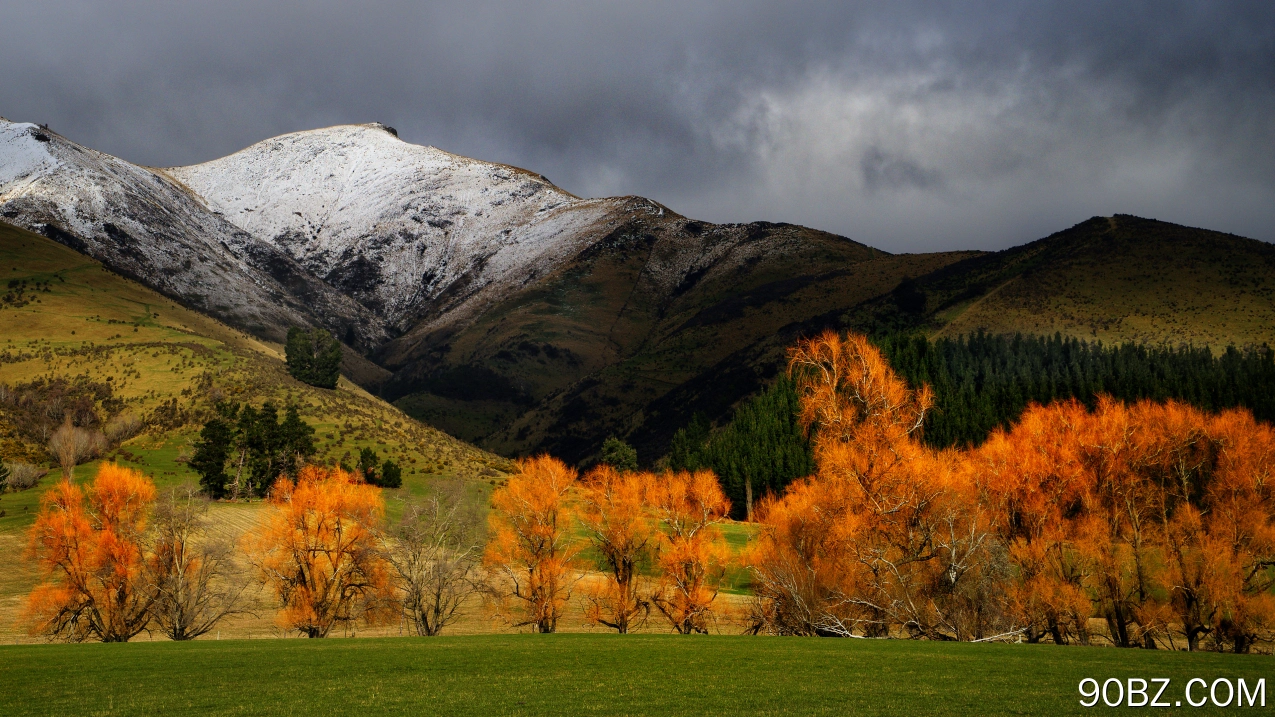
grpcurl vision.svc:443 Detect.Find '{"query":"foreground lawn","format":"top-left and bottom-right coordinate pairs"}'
top-left (2, 634), bottom-right (1271, 716)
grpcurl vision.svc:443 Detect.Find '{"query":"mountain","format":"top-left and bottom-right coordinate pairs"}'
top-left (0, 119), bottom-right (388, 354)
top-left (3, 118), bottom-right (1272, 466)
top-left (0, 219), bottom-right (506, 532)
top-left (847, 215), bottom-right (1275, 348)
top-left (166, 124), bottom-right (624, 338)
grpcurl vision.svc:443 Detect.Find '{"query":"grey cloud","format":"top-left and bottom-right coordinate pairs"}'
top-left (0, 0), bottom-right (1271, 251)
top-left (861, 148), bottom-right (942, 193)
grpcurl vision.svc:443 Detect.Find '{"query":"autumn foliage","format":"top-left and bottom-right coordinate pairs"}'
top-left (249, 465), bottom-right (394, 638)
top-left (972, 397), bottom-right (1275, 651)
top-left (747, 329), bottom-right (1275, 651)
top-left (577, 465), bottom-right (655, 633)
top-left (648, 469), bottom-right (731, 634)
top-left (24, 464), bottom-right (157, 642)
top-left (485, 455), bottom-right (581, 633)
top-left (21, 329), bottom-right (1273, 648)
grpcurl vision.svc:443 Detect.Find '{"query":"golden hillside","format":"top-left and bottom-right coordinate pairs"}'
top-left (0, 220), bottom-right (510, 522)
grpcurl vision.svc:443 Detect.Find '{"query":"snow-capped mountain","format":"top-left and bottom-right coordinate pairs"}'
top-left (0, 118), bottom-right (388, 349)
top-left (167, 124), bottom-right (622, 334)
top-left (0, 116), bottom-right (889, 463)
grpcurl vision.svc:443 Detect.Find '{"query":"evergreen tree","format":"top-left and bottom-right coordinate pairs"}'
top-left (189, 401), bottom-right (316, 498)
top-left (878, 331), bottom-right (1275, 448)
top-left (245, 402), bottom-right (281, 494)
top-left (599, 436), bottom-right (639, 472)
top-left (285, 327), bottom-right (343, 389)
top-left (668, 376), bottom-right (814, 519)
top-left (667, 414), bottom-right (709, 471)
top-left (189, 415), bottom-right (235, 498)
top-left (284, 328), bottom-right (314, 384)
top-left (379, 459), bottom-right (402, 489)
top-left (358, 447), bottom-right (380, 484)
top-left (278, 403), bottom-right (316, 479)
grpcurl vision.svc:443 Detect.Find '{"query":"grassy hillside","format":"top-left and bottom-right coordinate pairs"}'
top-left (2, 634), bottom-right (1269, 716)
top-left (855, 215), bottom-right (1275, 349)
top-left (0, 221), bottom-right (511, 637)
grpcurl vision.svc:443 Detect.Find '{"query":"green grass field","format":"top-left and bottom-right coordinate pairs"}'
top-left (2, 634), bottom-right (1270, 716)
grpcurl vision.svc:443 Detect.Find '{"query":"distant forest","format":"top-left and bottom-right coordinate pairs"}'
top-left (669, 331), bottom-right (1275, 513)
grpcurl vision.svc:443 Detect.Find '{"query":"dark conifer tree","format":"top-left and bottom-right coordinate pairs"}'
top-left (379, 459), bottom-right (402, 489)
top-left (358, 447), bottom-right (380, 484)
top-left (190, 401), bottom-right (316, 497)
top-left (285, 327), bottom-right (343, 389)
top-left (599, 436), bottom-right (639, 472)
top-left (190, 415), bottom-right (234, 498)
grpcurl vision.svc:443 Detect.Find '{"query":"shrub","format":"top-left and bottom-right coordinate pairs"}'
top-left (104, 413), bottom-right (142, 444)
top-left (599, 436), bottom-right (638, 472)
top-left (4, 462), bottom-right (47, 491)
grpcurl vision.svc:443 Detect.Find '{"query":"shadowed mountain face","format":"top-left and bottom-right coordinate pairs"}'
top-left (3, 118), bottom-right (1272, 466)
top-left (378, 218), bottom-right (965, 462)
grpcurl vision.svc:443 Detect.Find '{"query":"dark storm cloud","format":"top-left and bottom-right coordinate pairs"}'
top-left (1, 1), bottom-right (1272, 251)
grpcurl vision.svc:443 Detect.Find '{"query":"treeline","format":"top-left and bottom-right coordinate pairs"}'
top-left (24, 464), bottom-right (481, 641)
top-left (667, 376), bottom-right (813, 519)
top-left (668, 332), bottom-right (1275, 505)
top-left (23, 458), bottom-right (730, 640)
top-left (880, 331), bottom-right (1275, 448)
top-left (748, 331), bottom-right (1275, 652)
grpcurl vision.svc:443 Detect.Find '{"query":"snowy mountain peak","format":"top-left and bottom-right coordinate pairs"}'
top-left (0, 120), bottom-right (62, 185)
top-left (0, 118), bottom-right (390, 349)
top-left (167, 124), bottom-right (614, 332)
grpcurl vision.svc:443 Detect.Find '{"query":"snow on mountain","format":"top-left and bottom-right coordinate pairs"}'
top-left (0, 118), bottom-right (389, 348)
top-left (168, 124), bottom-right (624, 334)
top-left (0, 118), bottom-right (719, 365)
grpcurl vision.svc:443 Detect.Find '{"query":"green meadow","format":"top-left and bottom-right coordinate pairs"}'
top-left (2, 634), bottom-right (1271, 716)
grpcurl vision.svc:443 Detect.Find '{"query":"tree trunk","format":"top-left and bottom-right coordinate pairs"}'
top-left (1048, 618), bottom-right (1066, 646)
top-left (745, 476), bottom-right (754, 523)
top-left (232, 448), bottom-right (247, 500)
top-left (1186, 626), bottom-right (1206, 652)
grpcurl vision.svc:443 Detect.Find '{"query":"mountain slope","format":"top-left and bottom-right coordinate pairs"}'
top-left (4, 119), bottom-right (1272, 468)
top-left (848, 215), bottom-right (1275, 349)
top-left (167, 124), bottom-right (623, 337)
top-left (0, 119), bottom-right (389, 352)
top-left (379, 211), bottom-right (971, 461)
top-left (0, 220), bottom-right (507, 531)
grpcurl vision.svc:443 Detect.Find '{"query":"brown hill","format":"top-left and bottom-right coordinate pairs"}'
top-left (391, 215), bottom-right (1275, 466)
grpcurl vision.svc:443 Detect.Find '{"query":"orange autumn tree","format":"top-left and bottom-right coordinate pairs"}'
top-left (1156, 404), bottom-right (1275, 652)
top-left (249, 465), bottom-right (394, 638)
top-left (576, 465), bottom-right (654, 633)
top-left (971, 400), bottom-right (1094, 645)
top-left (648, 469), bottom-right (731, 634)
top-left (24, 463), bottom-right (157, 642)
top-left (975, 396), bottom-right (1275, 651)
top-left (485, 455), bottom-right (581, 633)
top-left (750, 330), bottom-right (996, 640)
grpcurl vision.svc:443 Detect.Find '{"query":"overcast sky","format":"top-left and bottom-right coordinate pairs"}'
top-left (2, 1), bottom-right (1272, 252)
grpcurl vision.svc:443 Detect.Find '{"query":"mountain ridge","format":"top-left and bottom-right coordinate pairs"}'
top-left (3, 118), bottom-right (1272, 466)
